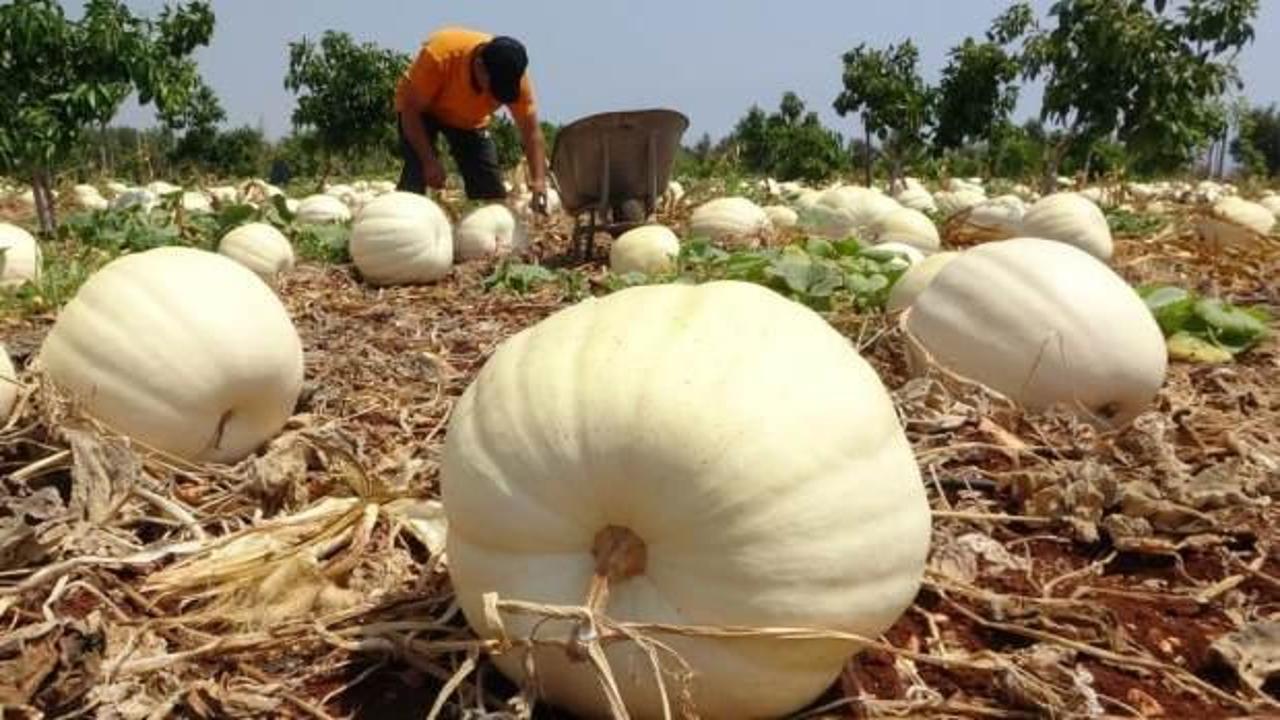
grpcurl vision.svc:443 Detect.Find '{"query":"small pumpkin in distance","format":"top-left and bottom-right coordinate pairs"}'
top-left (0, 223), bottom-right (41, 288)
top-left (688, 196), bottom-right (772, 247)
top-left (454, 204), bottom-right (527, 261)
top-left (608, 224), bottom-right (680, 275)
top-left (296, 194), bottom-right (352, 224)
top-left (218, 223), bottom-right (296, 281)
top-left (442, 279), bottom-right (931, 719)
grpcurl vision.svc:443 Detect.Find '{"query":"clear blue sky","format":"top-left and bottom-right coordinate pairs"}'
top-left (70, 0), bottom-right (1280, 144)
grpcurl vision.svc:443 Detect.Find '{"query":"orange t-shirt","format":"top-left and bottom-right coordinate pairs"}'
top-left (395, 27), bottom-right (537, 129)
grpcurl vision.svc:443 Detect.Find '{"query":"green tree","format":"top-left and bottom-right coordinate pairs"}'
top-left (728, 93), bottom-right (845, 182)
top-left (1007, 0), bottom-right (1260, 187)
top-left (834, 40), bottom-right (934, 190)
top-left (0, 0), bottom-right (221, 233)
top-left (1230, 104), bottom-right (1280, 177)
top-left (934, 6), bottom-right (1032, 178)
top-left (284, 30), bottom-right (409, 186)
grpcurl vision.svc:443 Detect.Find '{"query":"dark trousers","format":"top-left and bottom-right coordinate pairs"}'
top-left (396, 112), bottom-right (507, 200)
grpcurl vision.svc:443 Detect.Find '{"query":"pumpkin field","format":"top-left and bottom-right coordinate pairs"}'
top-left (3, 0), bottom-right (1280, 718)
top-left (0, 171), bottom-right (1277, 719)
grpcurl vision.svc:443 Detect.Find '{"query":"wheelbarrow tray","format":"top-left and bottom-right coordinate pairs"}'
top-left (549, 108), bottom-right (689, 259)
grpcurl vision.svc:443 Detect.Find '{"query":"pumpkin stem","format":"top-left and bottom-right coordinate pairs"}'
top-left (570, 526), bottom-right (646, 662)
top-left (584, 525), bottom-right (647, 614)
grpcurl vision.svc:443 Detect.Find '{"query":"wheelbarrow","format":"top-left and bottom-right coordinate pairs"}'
top-left (549, 108), bottom-right (690, 261)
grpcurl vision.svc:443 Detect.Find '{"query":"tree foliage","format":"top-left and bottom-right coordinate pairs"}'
top-left (284, 30), bottom-right (409, 177)
top-left (1230, 104), bottom-right (1280, 177)
top-left (730, 92), bottom-right (845, 182)
top-left (1009, 0), bottom-right (1260, 182)
top-left (834, 40), bottom-right (934, 188)
top-left (0, 0), bottom-right (221, 232)
top-left (934, 7), bottom-right (1032, 177)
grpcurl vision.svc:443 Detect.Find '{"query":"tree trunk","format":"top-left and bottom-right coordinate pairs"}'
top-left (1043, 130), bottom-right (1075, 194)
top-left (31, 168), bottom-right (58, 236)
top-left (863, 123), bottom-right (873, 187)
top-left (99, 121), bottom-right (110, 175)
top-left (1216, 128), bottom-right (1228, 178)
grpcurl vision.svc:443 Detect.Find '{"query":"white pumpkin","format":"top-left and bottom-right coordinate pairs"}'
top-left (763, 205), bottom-right (799, 229)
top-left (105, 181), bottom-right (130, 198)
top-left (218, 223), bottom-right (296, 281)
top-left (1020, 192), bottom-right (1113, 260)
top-left (871, 207), bottom-right (940, 252)
top-left (181, 191), bottom-right (213, 216)
top-left (37, 247), bottom-right (305, 463)
top-left (297, 194), bottom-right (351, 224)
top-left (963, 195), bottom-right (1026, 239)
top-left (894, 185), bottom-right (938, 214)
top-left (349, 192), bottom-right (453, 286)
top-left (904, 238), bottom-right (1166, 426)
top-left (865, 241), bottom-right (926, 270)
top-left (73, 184), bottom-right (109, 211)
top-left (441, 279), bottom-right (930, 719)
top-left (454, 204), bottom-right (527, 261)
top-left (886, 251), bottom-right (959, 313)
top-left (0, 223), bottom-right (41, 288)
top-left (110, 188), bottom-right (158, 213)
top-left (608, 224), bottom-right (680, 275)
top-left (0, 343), bottom-right (17, 421)
top-left (663, 179), bottom-right (685, 206)
top-left (688, 197), bottom-right (771, 247)
top-left (933, 189), bottom-right (986, 217)
top-left (1199, 197), bottom-right (1276, 245)
top-left (207, 186), bottom-right (240, 205)
top-left (146, 181), bottom-right (182, 197)
top-left (1259, 195), bottom-right (1280, 218)
top-left (370, 180), bottom-right (397, 195)
top-left (805, 186), bottom-right (900, 240)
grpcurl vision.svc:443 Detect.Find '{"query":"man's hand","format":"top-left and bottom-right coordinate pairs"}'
top-left (422, 155), bottom-right (447, 189)
top-left (529, 182), bottom-right (549, 216)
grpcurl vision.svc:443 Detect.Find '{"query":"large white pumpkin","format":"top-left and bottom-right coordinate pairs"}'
top-left (441, 280), bottom-right (931, 719)
top-left (1020, 192), bottom-right (1113, 260)
top-left (904, 237), bottom-right (1166, 426)
top-left (871, 206), bottom-right (940, 252)
top-left (688, 197), bottom-right (772, 247)
top-left (454, 204), bottom-right (527, 261)
top-left (349, 192), bottom-right (453, 286)
top-left (38, 247), bottom-right (305, 464)
top-left (886, 251), bottom-right (959, 313)
top-left (296, 194), bottom-right (352, 224)
top-left (0, 223), bottom-right (41, 288)
top-left (218, 223), bottom-right (296, 281)
top-left (608, 224), bottom-right (680, 275)
top-left (0, 343), bottom-right (16, 421)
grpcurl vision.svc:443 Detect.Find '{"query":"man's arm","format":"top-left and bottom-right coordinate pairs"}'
top-left (512, 110), bottom-right (547, 210)
top-left (399, 53), bottom-right (447, 188)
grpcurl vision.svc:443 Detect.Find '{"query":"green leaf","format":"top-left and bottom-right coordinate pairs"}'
top-left (1139, 285), bottom-right (1197, 336)
top-left (1193, 298), bottom-right (1269, 351)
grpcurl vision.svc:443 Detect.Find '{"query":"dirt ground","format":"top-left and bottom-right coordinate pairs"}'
top-left (1, 206), bottom-right (1278, 719)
